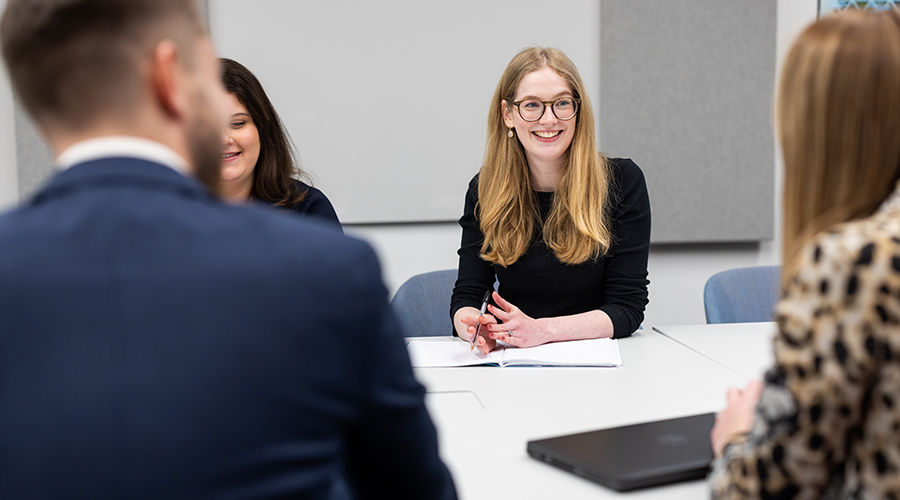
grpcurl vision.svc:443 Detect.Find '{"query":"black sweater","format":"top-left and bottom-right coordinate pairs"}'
top-left (449, 158), bottom-right (650, 338)
top-left (287, 180), bottom-right (342, 233)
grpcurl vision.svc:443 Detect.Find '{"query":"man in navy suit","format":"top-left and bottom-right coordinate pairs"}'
top-left (0, 1), bottom-right (456, 498)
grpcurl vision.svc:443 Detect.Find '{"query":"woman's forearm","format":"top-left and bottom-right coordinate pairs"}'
top-left (535, 309), bottom-right (614, 342)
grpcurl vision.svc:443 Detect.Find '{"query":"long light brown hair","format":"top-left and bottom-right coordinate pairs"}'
top-left (779, 9), bottom-right (900, 285)
top-left (478, 47), bottom-right (612, 266)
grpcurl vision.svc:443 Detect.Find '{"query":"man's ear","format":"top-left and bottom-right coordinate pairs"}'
top-left (149, 40), bottom-right (188, 120)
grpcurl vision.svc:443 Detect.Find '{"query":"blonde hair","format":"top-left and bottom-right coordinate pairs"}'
top-left (478, 47), bottom-right (612, 266)
top-left (779, 9), bottom-right (900, 286)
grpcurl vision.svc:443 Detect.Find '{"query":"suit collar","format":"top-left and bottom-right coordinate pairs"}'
top-left (30, 157), bottom-right (217, 206)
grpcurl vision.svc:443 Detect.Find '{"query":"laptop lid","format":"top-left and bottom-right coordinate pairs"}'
top-left (526, 412), bottom-right (716, 492)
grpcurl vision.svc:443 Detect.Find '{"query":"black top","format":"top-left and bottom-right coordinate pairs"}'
top-left (287, 180), bottom-right (342, 232)
top-left (450, 158), bottom-right (651, 339)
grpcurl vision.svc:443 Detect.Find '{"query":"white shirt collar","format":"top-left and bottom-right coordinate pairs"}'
top-left (55, 136), bottom-right (191, 175)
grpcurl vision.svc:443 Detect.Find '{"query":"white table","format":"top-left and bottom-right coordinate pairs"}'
top-left (652, 322), bottom-right (777, 380)
top-left (410, 329), bottom-right (757, 500)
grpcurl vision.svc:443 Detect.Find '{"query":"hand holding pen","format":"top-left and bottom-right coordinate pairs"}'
top-left (469, 291), bottom-right (491, 351)
top-left (457, 290), bottom-right (498, 355)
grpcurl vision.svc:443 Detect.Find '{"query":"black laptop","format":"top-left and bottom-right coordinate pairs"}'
top-left (526, 412), bottom-right (716, 492)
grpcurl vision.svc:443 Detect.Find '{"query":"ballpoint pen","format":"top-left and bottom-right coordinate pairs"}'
top-left (470, 290), bottom-right (491, 351)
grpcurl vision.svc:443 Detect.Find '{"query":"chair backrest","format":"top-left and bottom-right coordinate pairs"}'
top-left (703, 265), bottom-right (781, 324)
top-left (391, 269), bottom-right (458, 337)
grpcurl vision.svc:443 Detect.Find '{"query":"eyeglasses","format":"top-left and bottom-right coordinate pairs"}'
top-left (513, 97), bottom-right (580, 122)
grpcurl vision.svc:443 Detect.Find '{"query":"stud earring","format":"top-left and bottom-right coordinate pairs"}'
top-left (508, 128), bottom-right (514, 138)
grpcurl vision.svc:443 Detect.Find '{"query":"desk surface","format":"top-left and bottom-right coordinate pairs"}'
top-left (411, 329), bottom-right (757, 500)
top-left (652, 322), bottom-right (777, 381)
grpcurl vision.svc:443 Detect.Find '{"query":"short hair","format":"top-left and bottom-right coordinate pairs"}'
top-left (220, 58), bottom-right (309, 208)
top-left (779, 8), bottom-right (900, 284)
top-left (1, 0), bottom-right (206, 130)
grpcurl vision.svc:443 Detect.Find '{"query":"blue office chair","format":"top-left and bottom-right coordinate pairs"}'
top-left (703, 265), bottom-right (781, 324)
top-left (391, 269), bottom-right (458, 337)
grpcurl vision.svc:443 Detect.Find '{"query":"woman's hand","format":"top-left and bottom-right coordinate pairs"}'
top-left (453, 306), bottom-right (499, 355)
top-left (711, 380), bottom-right (764, 456)
top-left (483, 291), bottom-right (551, 348)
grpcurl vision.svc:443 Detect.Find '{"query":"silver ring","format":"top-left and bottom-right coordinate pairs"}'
top-left (507, 330), bottom-right (514, 337)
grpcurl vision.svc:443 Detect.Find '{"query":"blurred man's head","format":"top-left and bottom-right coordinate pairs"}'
top-left (0, 0), bottom-right (227, 190)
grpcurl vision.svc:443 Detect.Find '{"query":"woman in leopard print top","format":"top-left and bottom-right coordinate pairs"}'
top-left (710, 9), bottom-right (900, 499)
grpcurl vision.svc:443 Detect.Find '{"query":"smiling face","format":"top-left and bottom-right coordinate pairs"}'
top-left (221, 92), bottom-right (260, 200)
top-left (502, 66), bottom-right (577, 179)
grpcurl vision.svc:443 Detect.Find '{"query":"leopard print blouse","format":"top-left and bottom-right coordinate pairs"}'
top-left (710, 193), bottom-right (900, 499)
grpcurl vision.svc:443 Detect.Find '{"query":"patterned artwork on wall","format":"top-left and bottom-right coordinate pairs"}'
top-left (820, 0), bottom-right (898, 16)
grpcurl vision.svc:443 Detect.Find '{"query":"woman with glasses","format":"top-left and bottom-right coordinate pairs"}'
top-left (220, 58), bottom-right (341, 229)
top-left (710, 9), bottom-right (900, 498)
top-left (450, 47), bottom-right (650, 354)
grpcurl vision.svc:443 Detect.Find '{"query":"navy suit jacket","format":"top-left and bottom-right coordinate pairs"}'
top-left (0, 158), bottom-right (456, 500)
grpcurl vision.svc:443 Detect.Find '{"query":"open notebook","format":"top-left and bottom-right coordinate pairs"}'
top-left (407, 338), bottom-right (622, 368)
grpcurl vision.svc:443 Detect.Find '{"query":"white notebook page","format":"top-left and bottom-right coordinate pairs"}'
top-left (407, 338), bottom-right (622, 368)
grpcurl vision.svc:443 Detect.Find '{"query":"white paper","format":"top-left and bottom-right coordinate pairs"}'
top-left (407, 338), bottom-right (622, 368)
top-left (499, 338), bottom-right (622, 367)
top-left (407, 339), bottom-right (504, 367)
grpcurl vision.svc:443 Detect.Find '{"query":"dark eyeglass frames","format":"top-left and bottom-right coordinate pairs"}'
top-left (512, 97), bottom-right (579, 122)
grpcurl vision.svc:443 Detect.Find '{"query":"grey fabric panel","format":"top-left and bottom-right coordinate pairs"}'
top-left (15, 97), bottom-right (54, 200)
top-left (600, 1), bottom-right (776, 243)
top-left (199, 0), bottom-right (208, 27)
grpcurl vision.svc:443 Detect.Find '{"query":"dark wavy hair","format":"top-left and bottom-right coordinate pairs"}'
top-left (220, 58), bottom-right (308, 207)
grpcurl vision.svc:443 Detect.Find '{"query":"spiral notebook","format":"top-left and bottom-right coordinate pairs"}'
top-left (406, 338), bottom-right (622, 368)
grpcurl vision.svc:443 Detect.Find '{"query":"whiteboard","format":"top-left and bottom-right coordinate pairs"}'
top-left (208, 0), bottom-right (600, 224)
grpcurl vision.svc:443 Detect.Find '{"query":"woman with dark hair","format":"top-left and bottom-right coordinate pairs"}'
top-left (711, 9), bottom-right (900, 498)
top-left (220, 58), bottom-right (341, 229)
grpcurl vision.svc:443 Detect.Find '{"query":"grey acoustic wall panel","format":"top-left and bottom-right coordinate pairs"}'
top-left (15, 97), bottom-right (53, 199)
top-left (600, 1), bottom-right (776, 243)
